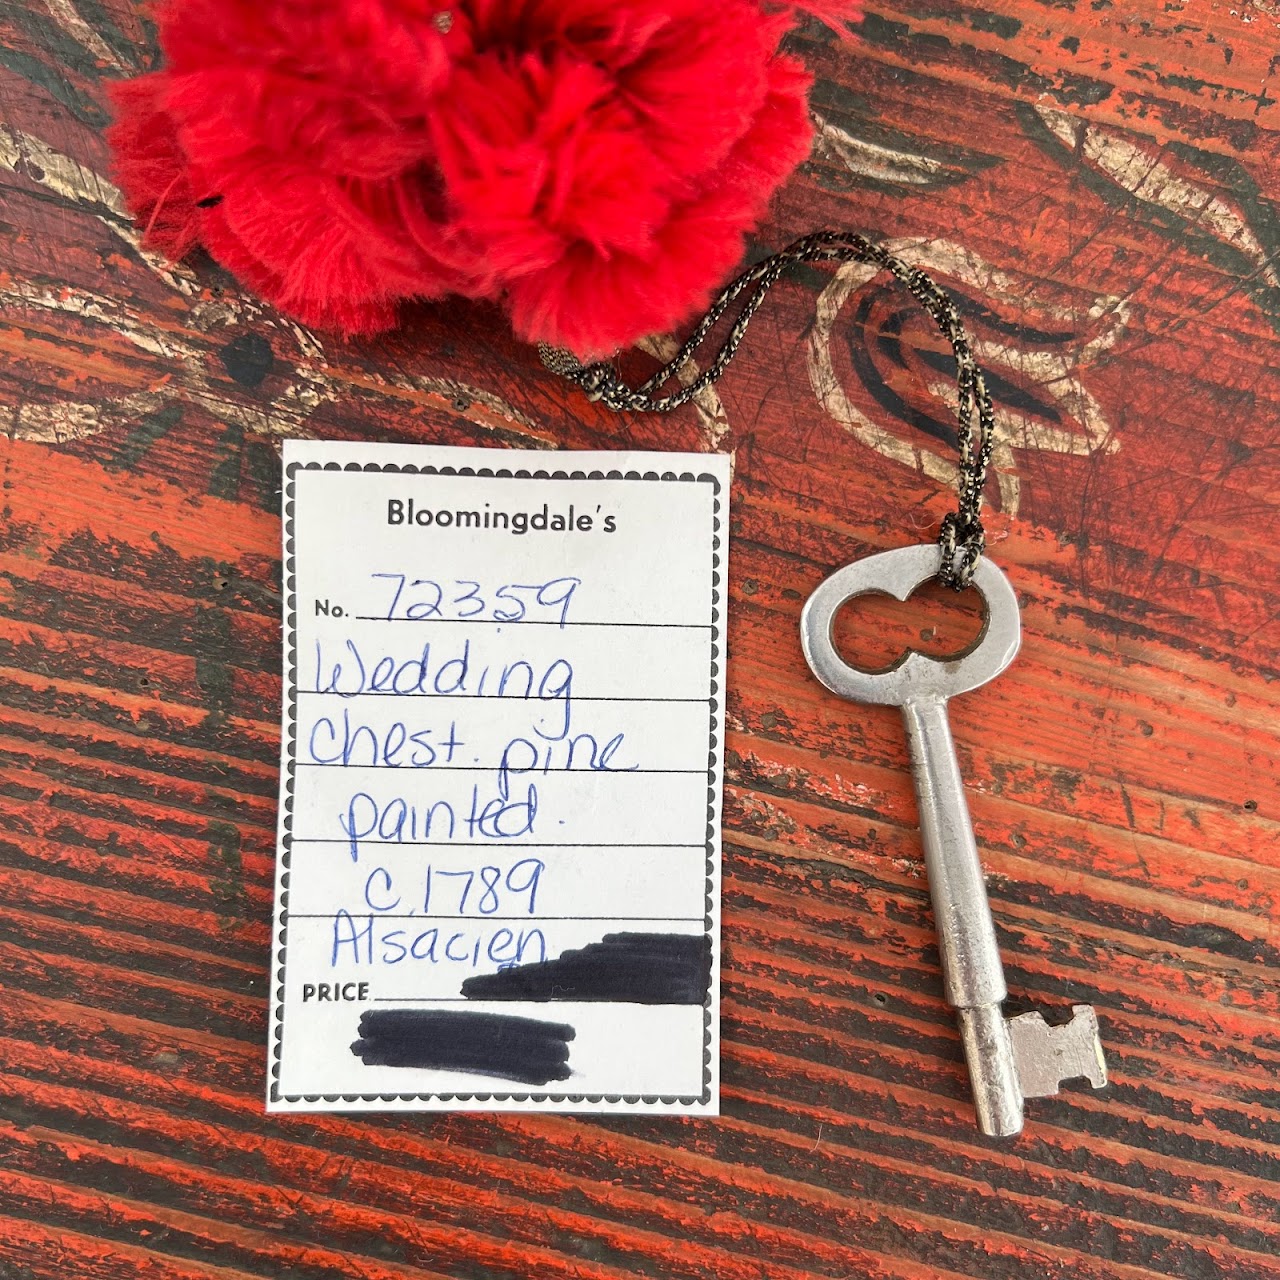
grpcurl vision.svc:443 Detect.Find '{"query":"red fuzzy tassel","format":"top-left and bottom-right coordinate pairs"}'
top-left (108, 0), bottom-right (860, 356)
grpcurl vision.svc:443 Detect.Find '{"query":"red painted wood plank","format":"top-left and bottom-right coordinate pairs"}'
top-left (2, 0), bottom-right (1279, 1276)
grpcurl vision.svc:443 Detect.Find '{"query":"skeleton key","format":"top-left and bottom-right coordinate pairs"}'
top-left (801, 544), bottom-right (1107, 1137)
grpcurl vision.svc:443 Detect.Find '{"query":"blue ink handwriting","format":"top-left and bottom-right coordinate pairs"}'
top-left (331, 910), bottom-right (547, 969)
top-left (370, 573), bottom-right (580, 626)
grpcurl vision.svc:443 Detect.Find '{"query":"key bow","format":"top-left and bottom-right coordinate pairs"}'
top-left (800, 544), bottom-right (1020, 706)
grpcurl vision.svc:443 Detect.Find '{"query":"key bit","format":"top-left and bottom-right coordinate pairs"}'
top-left (800, 543), bottom-right (1109, 1137)
top-left (1009, 1005), bottom-right (1108, 1099)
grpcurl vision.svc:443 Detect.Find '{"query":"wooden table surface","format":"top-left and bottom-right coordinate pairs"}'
top-left (3, 2), bottom-right (1279, 1277)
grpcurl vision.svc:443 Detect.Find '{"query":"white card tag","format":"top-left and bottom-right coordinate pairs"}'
top-left (268, 441), bottom-right (727, 1113)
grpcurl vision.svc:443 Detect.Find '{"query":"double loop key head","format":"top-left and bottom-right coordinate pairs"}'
top-left (800, 543), bottom-right (1019, 705)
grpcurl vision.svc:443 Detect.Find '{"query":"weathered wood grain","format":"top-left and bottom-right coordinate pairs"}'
top-left (1, 0), bottom-right (1279, 1276)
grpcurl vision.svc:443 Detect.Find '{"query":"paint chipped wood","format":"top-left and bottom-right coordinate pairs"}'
top-left (1, 1), bottom-right (1279, 1277)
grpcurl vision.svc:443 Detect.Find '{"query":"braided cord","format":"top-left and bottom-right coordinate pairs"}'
top-left (538, 231), bottom-right (996, 590)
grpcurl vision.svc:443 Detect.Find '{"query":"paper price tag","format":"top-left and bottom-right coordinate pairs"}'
top-left (268, 442), bottom-right (727, 1113)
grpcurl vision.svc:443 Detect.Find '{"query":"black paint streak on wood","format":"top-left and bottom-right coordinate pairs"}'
top-left (73, 0), bottom-right (156, 69)
top-left (846, 293), bottom-right (958, 450)
top-left (103, 405), bottom-right (184, 474)
top-left (244, 437), bottom-right (283, 513)
top-left (350, 1009), bottom-right (574, 1085)
top-left (5, 5), bottom-right (107, 81)
top-left (1015, 102), bottom-right (1280, 328)
top-left (0, 47), bottom-right (108, 127)
top-left (208, 423), bottom-right (246, 501)
top-left (460, 932), bottom-right (712, 1005)
top-left (49, 528), bottom-right (281, 616)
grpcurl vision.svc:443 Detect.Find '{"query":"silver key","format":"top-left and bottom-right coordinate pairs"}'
top-left (800, 544), bottom-right (1107, 1137)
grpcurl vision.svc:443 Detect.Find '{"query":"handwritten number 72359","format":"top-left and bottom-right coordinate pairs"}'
top-left (371, 575), bottom-right (581, 626)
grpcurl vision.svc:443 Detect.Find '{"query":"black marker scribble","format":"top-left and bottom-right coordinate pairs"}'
top-left (351, 1009), bottom-right (574, 1085)
top-left (460, 932), bottom-right (712, 1004)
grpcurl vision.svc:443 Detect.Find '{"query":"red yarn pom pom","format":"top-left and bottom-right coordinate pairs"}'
top-left (108, 0), bottom-right (860, 356)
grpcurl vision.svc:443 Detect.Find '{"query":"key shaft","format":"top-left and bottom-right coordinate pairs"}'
top-left (902, 698), bottom-right (1006, 1009)
top-left (902, 696), bottom-right (1021, 1137)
